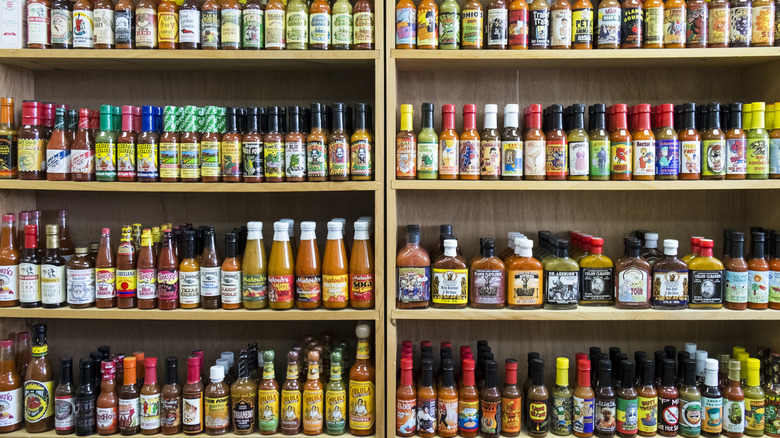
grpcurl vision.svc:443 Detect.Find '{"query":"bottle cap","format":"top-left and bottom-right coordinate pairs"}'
top-left (355, 322), bottom-right (371, 338)
top-left (557, 357), bottom-right (569, 369)
top-left (246, 221), bottom-right (262, 232)
top-left (484, 104), bottom-right (497, 113)
top-left (0, 339), bottom-right (12, 349)
top-left (210, 365), bottom-right (224, 381)
top-left (443, 239), bottom-right (457, 248)
top-left (327, 221), bottom-right (342, 232)
top-left (273, 221), bottom-right (289, 232)
top-left (2, 214), bottom-right (13, 223)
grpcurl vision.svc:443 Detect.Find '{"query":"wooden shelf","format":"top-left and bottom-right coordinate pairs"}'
top-left (0, 306), bottom-right (380, 321)
top-left (0, 49), bottom-right (380, 70)
top-left (4, 431), bottom-right (375, 438)
top-left (391, 179), bottom-right (780, 191)
top-left (392, 307), bottom-right (780, 321)
top-left (0, 180), bottom-right (381, 192)
top-left (392, 47), bottom-right (780, 70)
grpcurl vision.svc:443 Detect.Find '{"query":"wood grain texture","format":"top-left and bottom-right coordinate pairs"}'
top-left (0, 180), bottom-right (381, 192)
top-left (0, 64), bottom-right (34, 124)
top-left (0, 307), bottom-right (380, 321)
top-left (392, 179), bottom-right (780, 191)
top-left (392, 307), bottom-right (780, 321)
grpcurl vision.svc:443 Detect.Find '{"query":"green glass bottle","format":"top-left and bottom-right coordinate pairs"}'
top-left (325, 350), bottom-right (347, 435)
top-left (551, 357), bottom-right (573, 436)
top-left (95, 105), bottom-right (117, 182)
top-left (439, 0), bottom-right (461, 48)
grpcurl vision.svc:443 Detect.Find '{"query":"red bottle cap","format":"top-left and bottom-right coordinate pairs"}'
top-left (441, 341), bottom-right (451, 349)
top-left (581, 235), bottom-right (592, 252)
top-left (442, 104), bottom-right (456, 130)
top-left (463, 104), bottom-right (476, 114)
top-left (421, 340), bottom-right (432, 348)
top-left (576, 352), bottom-right (588, 365)
top-left (102, 228), bottom-right (111, 235)
top-left (590, 237), bottom-right (604, 254)
top-left (401, 340), bottom-right (412, 350)
top-left (613, 104), bottom-right (627, 113)
top-left (526, 104), bottom-right (543, 129)
top-left (2, 214), bottom-right (14, 223)
top-left (16, 331), bottom-right (29, 342)
top-left (700, 239), bottom-right (714, 256)
top-left (122, 113), bottom-right (134, 132)
top-left (101, 359), bottom-right (116, 379)
top-left (42, 103), bottom-right (54, 126)
top-left (402, 351), bottom-right (413, 360)
top-left (462, 358), bottom-right (476, 386)
top-left (401, 357), bottom-right (413, 370)
top-left (442, 104), bottom-right (455, 114)
top-left (1, 339), bottom-right (12, 349)
top-left (505, 360), bottom-right (518, 384)
top-left (145, 357), bottom-right (157, 385)
top-left (78, 108), bottom-right (91, 129)
top-left (636, 104), bottom-right (652, 131)
top-left (22, 101), bottom-right (41, 125)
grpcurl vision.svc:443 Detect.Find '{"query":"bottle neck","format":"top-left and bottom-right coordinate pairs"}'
top-left (80, 365), bottom-right (93, 389)
top-left (705, 368), bottom-right (719, 387)
top-left (464, 111), bottom-right (476, 131)
top-left (145, 365), bottom-right (157, 386)
top-left (61, 364), bottom-right (73, 385)
top-left (614, 111), bottom-right (628, 130)
top-left (400, 367), bottom-right (413, 387)
top-left (422, 109), bottom-right (434, 130)
top-left (484, 111), bottom-right (497, 130)
top-left (578, 368), bottom-right (591, 388)
top-left (556, 366), bottom-right (568, 387)
top-left (593, 111), bottom-right (606, 131)
top-left (709, 110), bottom-right (721, 131)
top-left (187, 363), bottom-right (199, 384)
top-left (752, 240), bottom-right (765, 259)
top-left (442, 111), bottom-right (455, 131)
top-left (636, 111), bottom-right (651, 131)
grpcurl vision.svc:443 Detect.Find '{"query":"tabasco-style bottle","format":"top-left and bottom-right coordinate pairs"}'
top-left (460, 104), bottom-right (480, 179)
top-left (95, 228), bottom-right (116, 309)
top-left (396, 104), bottom-right (417, 179)
top-left (0, 98), bottom-right (18, 179)
top-left (349, 323), bottom-right (375, 435)
top-left (116, 226), bottom-right (137, 309)
top-left (322, 221), bottom-right (349, 309)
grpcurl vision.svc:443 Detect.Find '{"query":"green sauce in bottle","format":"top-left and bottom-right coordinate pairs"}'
top-left (417, 103), bottom-right (438, 180)
top-left (325, 350), bottom-right (346, 435)
top-left (744, 358), bottom-right (765, 437)
top-left (679, 359), bottom-right (702, 438)
top-left (544, 239), bottom-right (579, 310)
top-left (551, 357), bottom-right (573, 436)
top-left (439, 0), bottom-right (461, 48)
top-left (95, 105), bottom-right (117, 182)
top-left (747, 102), bottom-right (769, 179)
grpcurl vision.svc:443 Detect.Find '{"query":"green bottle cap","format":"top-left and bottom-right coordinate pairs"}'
top-left (110, 106), bottom-right (120, 116)
top-left (54, 107), bottom-right (67, 130)
top-left (100, 111), bottom-right (113, 131)
top-left (100, 104), bottom-right (112, 115)
top-left (164, 110), bottom-right (177, 133)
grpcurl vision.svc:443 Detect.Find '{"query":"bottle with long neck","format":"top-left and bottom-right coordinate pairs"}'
top-left (325, 351), bottom-right (347, 435)
top-left (157, 230), bottom-right (179, 310)
top-left (75, 358), bottom-right (97, 436)
top-left (0, 214), bottom-right (19, 307)
top-left (702, 359), bottom-right (723, 438)
top-left (295, 221), bottom-right (321, 309)
top-left (117, 226), bottom-right (137, 309)
top-left (349, 220), bottom-right (374, 309)
top-left (258, 350), bottom-right (279, 435)
top-left (25, 324), bottom-right (55, 433)
top-left (323, 220), bottom-right (349, 309)
top-left (137, 229), bottom-right (157, 309)
top-left (231, 351), bottom-right (257, 435)
top-left (182, 356), bottom-right (203, 435)
top-left (0, 98), bottom-right (17, 179)
top-left (41, 225), bottom-right (67, 309)
top-left (269, 221), bottom-right (295, 310)
top-left (243, 221), bottom-right (267, 309)
top-left (95, 227), bottom-right (116, 308)
top-left (97, 359), bottom-right (119, 436)
top-left (19, 224), bottom-right (41, 307)
top-left (55, 356), bottom-right (76, 435)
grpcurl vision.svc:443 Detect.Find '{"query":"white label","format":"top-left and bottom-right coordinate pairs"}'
top-left (71, 149), bottom-right (94, 174)
top-left (597, 6), bottom-right (620, 45)
top-left (550, 9), bottom-right (572, 46)
top-left (524, 140), bottom-right (546, 176)
top-left (50, 9), bottom-right (72, 45)
top-left (95, 269), bottom-right (115, 299)
top-left (569, 141), bottom-right (589, 176)
top-left (182, 397), bottom-right (201, 426)
top-left (27, 3), bottom-right (49, 46)
top-left (680, 141), bottom-right (701, 174)
top-left (93, 8), bottom-right (114, 45)
top-left (432, 270), bottom-right (468, 297)
top-left (118, 397), bottom-right (140, 428)
top-left (653, 270), bottom-right (688, 300)
top-left (265, 9), bottom-right (285, 48)
top-left (55, 396), bottom-right (74, 429)
top-left (41, 264), bottom-right (65, 305)
top-left (179, 270), bottom-right (200, 304)
top-left (200, 266), bottom-right (220, 297)
top-left (353, 11), bottom-right (373, 44)
top-left (0, 0), bottom-right (25, 49)
top-left (72, 9), bottom-right (93, 48)
top-left (67, 267), bottom-right (95, 305)
top-left (633, 140), bottom-right (656, 176)
top-left (309, 12), bottom-right (331, 44)
top-left (140, 393), bottom-right (160, 430)
top-left (331, 12), bottom-right (351, 45)
top-left (19, 263), bottom-right (40, 304)
top-left (135, 7), bottom-right (157, 47)
top-left (487, 8), bottom-right (508, 45)
top-left (96, 406), bottom-right (116, 430)
top-left (179, 9), bottom-right (200, 43)
top-left (137, 269), bottom-right (157, 300)
top-left (46, 148), bottom-right (70, 175)
top-left (723, 399), bottom-right (745, 433)
top-left (220, 270), bottom-right (241, 304)
top-left (0, 264), bottom-right (18, 302)
top-left (0, 388), bottom-right (22, 427)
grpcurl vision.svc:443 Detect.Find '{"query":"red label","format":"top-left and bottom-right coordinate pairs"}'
top-left (546, 140), bottom-right (568, 177)
top-left (269, 275), bottom-right (294, 303)
top-left (350, 273), bottom-right (374, 302)
top-left (508, 9), bottom-right (528, 46)
top-left (157, 269), bottom-right (178, 300)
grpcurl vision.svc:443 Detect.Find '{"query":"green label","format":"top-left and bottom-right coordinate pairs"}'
top-left (243, 9), bottom-right (264, 48)
top-left (417, 141), bottom-right (438, 179)
top-left (702, 139), bottom-right (725, 176)
top-left (766, 394), bottom-right (780, 435)
top-left (617, 397), bottom-right (638, 433)
top-left (746, 398), bottom-right (765, 433)
top-left (439, 11), bottom-right (460, 46)
top-left (680, 398), bottom-right (702, 435)
top-left (332, 12), bottom-right (352, 45)
top-left (590, 140), bottom-right (610, 176)
top-left (242, 273), bottom-right (267, 302)
top-left (550, 394), bottom-right (572, 434)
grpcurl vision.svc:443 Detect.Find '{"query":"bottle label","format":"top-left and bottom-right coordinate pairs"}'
top-left (140, 392), bottom-right (160, 430)
top-left (770, 269), bottom-right (780, 303)
top-left (25, 380), bottom-right (54, 423)
top-left (459, 398), bottom-right (480, 432)
top-left (690, 269), bottom-right (723, 304)
top-left (652, 269), bottom-right (688, 306)
top-left (222, 139), bottom-right (241, 178)
top-left (656, 139), bottom-right (680, 176)
top-left (306, 140), bottom-right (327, 178)
top-left (220, 269), bottom-right (241, 304)
top-left (752, 4), bottom-right (774, 44)
top-left (309, 12), bottom-right (331, 44)
top-left (302, 389), bottom-right (323, 433)
top-left (679, 140), bottom-right (701, 174)
top-left (268, 274), bottom-right (294, 303)
top-left (507, 271), bottom-right (543, 305)
top-left (398, 266), bottom-right (431, 303)
top-left (258, 389), bottom-right (279, 432)
top-left (502, 140), bottom-right (522, 176)
top-left (621, 7), bottom-right (642, 46)
top-left (265, 9), bottom-right (285, 48)
top-left (545, 270), bottom-right (579, 305)
top-left (232, 395), bottom-right (255, 432)
top-left (569, 141), bottom-right (589, 176)
top-left (702, 139), bottom-right (725, 176)
top-left (115, 10), bottom-right (134, 45)
top-left (0, 264), bottom-right (16, 302)
top-left (67, 267), bottom-right (95, 305)
top-left (702, 396), bottom-right (722, 433)
top-left (397, 398), bottom-right (416, 434)
top-left (418, 141), bottom-right (438, 178)
top-left (220, 8), bottom-right (240, 45)
top-left (47, 148), bottom-right (70, 175)
top-left (205, 396), bottom-right (229, 429)
top-left (746, 397), bottom-right (764, 432)
top-left (726, 270), bottom-right (749, 303)
top-left (747, 136), bottom-right (768, 175)
top-left (550, 394), bottom-right (571, 434)
top-left (481, 398), bottom-right (502, 435)
top-left (462, 9), bottom-right (483, 47)
top-left (530, 10), bottom-right (549, 48)
top-left (748, 269), bottom-right (769, 304)
top-left (723, 399), bottom-right (745, 433)
top-left (546, 140), bottom-right (567, 177)
top-left (598, 7), bottom-right (620, 45)
top-left (765, 394), bottom-right (780, 435)
top-left (0, 388), bottom-right (21, 427)
top-left (51, 9), bottom-right (73, 45)
top-left (95, 267), bottom-right (116, 299)
top-left (322, 273), bottom-right (348, 303)
top-left (73, 10), bottom-right (94, 48)
top-left (243, 273), bottom-right (267, 303)
top-left (182, 395), bottom-right (202, 431)
top-left (20, 263), bottom-right (41, 304)
top-left (658, 395), bottom-right (679, 434)
top-left (480, 139), bottom-right (501, 177)
top-left (590, 140), bottom-right (610, 176)
top-left (633, 140), bottom-right (656, 176)
top-left (200, 266), bottom-right (220, 297)
top-left (242, 9), bottom-right (263, 48)
top-left (770, 138), bottom-right (780, 175)
top-left (179, 270), bottom-right (200, 304)
top-left (616, 396), bottom-right (638, 433)
top-left (353, 11), bottom-right (373, 44)
top-left (663, 7), bottom-right (685, 44)
top-left (616, 267), bottom-right (650, 304)
top-left (161, 396), bottom-right (180, 428)
top-left (686, 4), bottom-right (707, 45)
top-left (730, 6), bottom-right (751, 44)
top-left (350, 139), bottom-right (372, 177)
top-left (96, 406), bottom-right (117, 431)
top-left (27, 3), bottom-right (50, 45)
top-left (472, 269), bottom-right (505, 305)
top-left (328, 140), bottom-right (349, 177)
top-left (295, 275), bottom-right (321, 303)
top-left (432, 267), bottom-right (468, 304)
top-left (118, 397), bottom-right (140, 429)
top-left (572, 8), bottom-right (593, 44)
top-left (281, 390), bottom-right (301, 431)
top-left (501, 396), bottom-right (521, 434)
top-left (550, 9), bottom-right (572, 47)
top-left (242, 141), bottom-right (262, 178)
top-left (76, 399), bottom-right (96, 434)
top-left (264, 140), bottom-right (284, 178)
top-left (325, 389), bottom-right (346, 431)
top-left (157, 269), bottom-right (178, 301)
top-left (508, 9), bottom-right (528, 46)
top-left (201, 10), bottom-right (219, 48)
top-left (137, 142), bottom-right (159, 179)
top-left (436, 138), bottom-right (458, 177)
top-left (708, 8), bottom-right (730, 44)
top-left (158, 11), bottom-right (177, 43)
top-left (595, 399), bottom-right (617, 434)
top-left (524, 140), bottom-right (546, 176)
top-left (18, 139), bottom-right (45, 173)
top-left (200, 141), bottom-right (220, 178)
top-left (680, 398), bottom-right (701, 435)
top-left (611, 141), bottom-right (631, 174)
top-left (487, 8), bottom-right (508, 46)
top-left (581, 267), bottom-right (613, 302)
top-left (285, 10), bottom-right (307, 44)
top-left (135, 8), bottom-right (157, 47)
top-left (95, 141), bottom-right (117, 178)
top-left (0, 134), bottom-right (16, 178)
top-left (41, 264), bottom-right (66, 305)
top-left (179, 9), bottom-right (200, 44)
top-left (117, 142), bottom-right (136, 178)
top-left (137, 268), bottom-right (157, 300)
top-left (332, 12), bottom-right (351, 46)
top-left (349, 273), bottom-right (373, 303)
top-left (159, 142), bottom-right (179, 179)
top-left (417, 8), bottom-right (438, 46)
top-left (71, 148), bottom-right (94, 175)
top-left (55, 395), bottom-right (75, 430)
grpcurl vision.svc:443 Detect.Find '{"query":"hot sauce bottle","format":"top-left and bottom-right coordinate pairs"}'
top-left (568, 104), bottom-right (589, 180)
top-left (470, 239), bottom-right (505, 308)
top-left (615, 238), bottom-right (651, 309)
top-left (436, 105), bottom-right (459, 180)
top-left (579, 237), bottom-right (613, 306)
top-left (652, 239), bottom-right (689, 309)
top-left (432, 239), bottom-right (468, 309)
top-left (157, 0), bottom-right (177, 48)
top-left (200, 229), bottom-right (220, 309)
top-left (551, 357), bottom-right (573, 436)
top-left (280, 351), bottom-right (302, 435)
top-left (182, 356), bottom-right (203, 435)
top-left (41, 225), bottom-right (67, 309)
top-left (0, 214), bottom-right (18, 308)
top-left (350, 103), bottom-right (373, 181)
top-left (524, 104), bottom-right (546, 179)
top-left (397, 225), bottom-right (431, 309)
top-left (504, 238), bottom-right (541, 309)
top-left (529, 0), bottom-right (549, 48)
top-left (544, 239), bottom-right (579, 309)
top-left (706, 0), bottom-right (728, 46)
top-left (140, 358), bottom-right (161, 435)
top-left (220, 233), bottom-right (241, 310)
top-left (657, 359), bottom-right (679, 437)
top-left (241, 222), bottom-right (266, 309)
top-left (397, 358), bottom-right (416, 437)
top-left (631, 104), bottom-right (655, 181)
top-left (263, 106), bottom-right (284, 182)
top-left (25, 324), bottom-right (54, 433)
top-left (545, 104), bottom-right (568, 180)
top-left (725, 231), bottom-right (748, 309)
top-left (308, 0), bottom-right (331, 49)
top-left (137, 106), bottom-right (160, 182)
top-left (115, 226), bottom-right (137, 309)
top-left (302, 350), bottom-right (324, 435)
top-left (685, 0), bottom-right (707, 46)
top-left (204, 365), bottom-right (230, 435)
top-left (417, 0), bottom-right (438, 48)
top-left (0, 98), bottom-right (17, 180)
top-left (744, 358), bottom-right (765, 436)
top-left (747, 102), bottom-right (769, 179)
top-left (94, 228), bottom-right (116, 309)
top-left (50, 0), bottom-right (73, 49)
top-left (550, 0), bottom-right (572, 48)
top-left (500, 359), bottom-right (521, 437)
top-left (114, 0), bottom-right (134, 48)
top-left (478, 360), bottom-right (501, 438)
top-left (662, 0), bottom-right (685, 47)
top-left (179, 230), bottom-right (200, 309)
top-left (610, 104), bottom-right (632, 180)
top-left (157, 230), bottom-right (179, 311)
top-left (67, 246), bottom-right (95, 308)
top-left (54, 357), bottom-right (75, 435)
top-left (161, 357), bottom-right (181, 435)
top-left (616, 360), bottom-right (637, 438)
top-left (72, 0), bottom-right (94, 48)
top-left (460, 104), bottom-right (481, 179)
top-left (221, 108), bottom-right (242, 182)
top-left (486, 0), bottom-right (509, 48)
top-left (654, 104), bottom-right (678, 179)
top-left (508, 0), bottom-right (528, 48)
top-left (20, 225), bottom-right (41, 308)
top-left (596, 0), bottom-right (620, 48)
top-left (417, 103), bottom-right (438, 180)
top-left (117, 106), bottom-right (137, 182)
top-left (747, 231), bottom-right (769, 309)
top-left (18, 101), bottom-right (46, 181)
top-left (158, 106), bottom-right (180, 182)
top-left (456, 358), bottom-right (478, 438)
top-left (177, 0), bottom-right (199, 49)
top-left (269, 221), bottom-right (294, 310)
top-left (528, 359), bottom-right (549, 438)
top-left (586, 104), bottom-right (609, 179)
top-left (501, 104), bottom-right (522, 180)
top-left (678, 103), bottom-right (701, 179)
top-left (461, 0), bottom-right (484, 47)
top-left (46, 107), bottom-right (71, 181)
top-left (689, 239), bottom-right (724, 309)
top-left (199, 0), bottom-right (219, 49)
top-left (636, 359), bottom-right (657, 438)
top-left (95, 105), bottom-right (118, 182)
top-left (573, 359), bottom-right (596, 438)
top-left (71, 108), bottom-right (95, 181)
top-left (256, 350), bottom-right (278, 435)
top-left (729, 0), bottom-right (751, 46)
top-left (136, 229), bottom-right (157, 309)
top-left (480, 104), bottom-right (501, 180)
top-left (348, 325), bottom-right (374, 436)
top-left (328, 104), bottom-right (350, 181)
top-left (723, 360), bottom-right (744, 438)
top-left (118, 357), bottom-right (140, 436)
top-left (702, 103), bottom-right (726, 180)
top-left (620, 0), bottom-right (642, 48)
top-left (415, 358), bottom-right (436, 437)
top-left (200, 107), bottom-right (221, 182)
top-left (230, 351), bottom-right (256, 435)
top-left (97, 360), bottom-right (119, 436)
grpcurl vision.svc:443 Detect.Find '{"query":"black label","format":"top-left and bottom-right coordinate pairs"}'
top-left (115, 10), bottom-right (135, 45)
top-left (75, 395), bottom-right (97, 435)
top-left (580, 267), bottom-right (613, 302)
top-left (620, 7), bottom-right (642, 46)
top-left (0, 135), bottom-right (17, 174)
top-left (545, 270), bottom-right (579, 305)
top-left (690, 269), bottom-right (723, 304)
top-left (658, 396), bottom-right (680, 434)
top-left (232, 399), bottom-right (255, 431)
top-left (529, 10), bottom-right (550, 48)
top-left (242, 142), bottom-right (263, 177)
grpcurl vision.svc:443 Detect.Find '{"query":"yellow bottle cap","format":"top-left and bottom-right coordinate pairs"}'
top-left (733, 346), bottom-right (745, 358)
top-left (556, 357), bottom-right (569, 386)
top-left (752, 102), bottom-right (766, 111)
top-left (747, 358), bottom-right (761, 387)
top-left (400, 104), bottom-right (414, 114)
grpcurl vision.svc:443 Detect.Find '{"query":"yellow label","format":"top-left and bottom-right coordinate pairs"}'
top-left (180, 142), bottom-right (200, 179)
top-left (264, 141), bottom-right (284, 178)
top-left (302, 389), bottom-right (324, 432)
top-left (117, 142), bottom-right (136, 175)
top-left (637, 396), bottom-right (658, 433)
top-left (201, 140), bottom-right (220, 177)
top-left (507, 269), bottom-right (542, 305)
top-left (137, 142), bottom-right (158, 177)
top-left (325, 389), bottom-right (346, 429)
top-left (158, 11), bottom-right (178, 42)
top-left (417, 7), bottom-right (437, 46)
top-left (159, 142), bottom-right (179, 179)
top-left (204, 396), bottom-right (230, 429)
top-left (18, 139), bottom-right (45, 172)
top-left (281, 389), bottom-right (301, 428)
top-left (348, 381), bottom-right (374, 430)
top-left (258, 389), bottom-right (279, 431)
top-left (432, 268), bottom-right (468, 304)
top-left (24, 380), bottom-right (54, 422)
top-left (323, 274), bottom-right (348, 303)
top-left (95, 142), bottom-right (116, 172)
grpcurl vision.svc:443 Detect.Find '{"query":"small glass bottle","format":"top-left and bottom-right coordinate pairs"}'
top-left (544, 239), bottom-right (579, 310)
top-left (652, 239), bottom-right (689, 309)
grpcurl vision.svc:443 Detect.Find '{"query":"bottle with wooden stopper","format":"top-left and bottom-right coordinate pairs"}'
top-left (303, 350), bottom-right (324, 435)
top-left (204, 365), bottom-right (230, 435)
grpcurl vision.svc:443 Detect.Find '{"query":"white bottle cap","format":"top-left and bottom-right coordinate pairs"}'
top-left (645, 233), bottom-right (659, 249)
top-left (220, 352), bottom-right (234, 367)
top-left (515, 238), bottom-right (533, 257)
top-left (443, 239), bottom-right (458, 257)
top-left (274, 221), bottom-right (289, 232)
top-left (210, 365), bottom-right (224, 382)
top-left (684, 343), bottom-right (697, 355)
top-left (273, 221), bottom-right (289, 242)
top-left (484, 104), bottom-right (498, 129)
top-left (504, 104), bottom-right (520, 128)
top-left (327, 220), bottom-right (343, 240)
top-left (663, 239), bottom-right (678, 256)
top-left (281, 218), bottom-right (295, 239)
top-left (484, 104), bottom-right (498, 114)
top-left (300, 221), bottom-right (316, 241)
top-left (247, 221), bottom-right (262, 232)
top-left (507, 232), bottom-right (519, 249)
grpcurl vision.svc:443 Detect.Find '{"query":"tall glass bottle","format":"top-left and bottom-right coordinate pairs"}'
top-left (41, 225), bottom-right (67, 309)
top-left (0, 338), bottom-right (22, 433)
top-left (25, 324), bottom-right (55, 433)
top-left (20, 225), bottom-right (41, 308)
top-left (55, 357), bottom-right (75, 435)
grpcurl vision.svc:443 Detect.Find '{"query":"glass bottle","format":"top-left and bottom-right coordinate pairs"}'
top-left (200, 229), bottom-right (220, 309)
top-left (0, 338), bottom-right (22, 433)
top-left (204, 365), bottom-right (230, 435)
top-left (220, 233), bottom-right (242, 310)
top-left (432, 239), bottom-right (468, 309)
top-left (616, 360), bottom-right (637, 438)
top-left (615, 238), bottom-right (651, 309)
top-left (689, 239), bottom-right (724, 308)
top-left (97, 360), bottom-right (119, 436)
top-left (528, 359), bottom-right (550, 437)
top-left (702, 359), bottom-right (723, 438)
top-left (396, 225), bottom-right (431, 309)
top-left (579, 237), bottom-right (613, 306)
top-left (544, 239), bottom-right (579, 310)
top-left (54, 357), bottom-right (75, 435)
top-left (41, 225), bottom-right (67, 308)
top-left (551, 357), bottom-right (573, 436)
top-left (75, 358), bottom-right (97, 437)
top-left (182, 356), bottom-right (204, 435)
top-left (702, 103), bottom-right (726, 180)
top-left (652, 239), bottom-right (689, 309)
top-left (748, 231), bottom-right (770, 309)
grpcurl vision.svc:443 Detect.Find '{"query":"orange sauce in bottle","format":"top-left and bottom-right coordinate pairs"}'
top-left (221, 233), bottom-right (242, 310)
top-left (524, 104), bottom-right (546, 180)
top-left (610, 104), bottom-right (632, 180)
top-left (116, 226), bottom-right (137, 309)
top-left (0, 215), bottom-right (19, 307)
top-left (632, 104), bottom-right (656, 181)
top-left (303, 351), bottom-right (324, 435)
top-left (349, 323), bottom-right (375, 435)
top-left (137, 229), bottom-right (157, 309)
top-left (269, 222), bottom-right (295, 310)
top-left (200, 229), bottom-right (221, 309)
top-left (506, 238), bottom-right (543, 309)
top-left (349, 220), bottom-right (374, 309)
top-left (322, 221), bottom-right (348, 309)
top-left (397, 225), bottom-right (431, 309)
top-left (439, 105), bottom-right (460, 179)
top-left (296, 222), bottom-right (322, 309)
top-left (460, 104), bottom-right (481, 180)
top-left (0, 338), bottom-right (22, 432)
top-left (179, 230), bottom-right (201, 309)
top-left (678, 103), bottom-right (702, 180)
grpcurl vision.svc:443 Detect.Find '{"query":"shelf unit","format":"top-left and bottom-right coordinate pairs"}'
top-left (0, 432), bottom-right (377, 438)
top-left (0, 36), bottom-right (386, 437)
top-left (384, 7), bottom-right (780, 434)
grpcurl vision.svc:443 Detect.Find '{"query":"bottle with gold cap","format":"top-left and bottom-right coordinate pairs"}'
top-left (744, 358), bottom-right (765, 437)
top-left (551, 357), bottom-right (573, 436)
top-left (747, 102), bottom-right (769, 179)
top-left (0, 98), bottom-right (17, 179)
top-left (770, 102), bottom-right (780, 179)
top-left (396, 104), bottom-right (417, 179)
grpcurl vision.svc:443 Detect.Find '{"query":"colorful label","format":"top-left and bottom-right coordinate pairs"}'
top-left (0, 388), bottom-right (21, 428)
top-left (95, 141), bottom-right (117, 178)
top-left (462, 9), bottom-right (483, 47)
top-left (66, 267), bottom-right (95, 305)
top-left (137, 142), bottom-right (159, 179)
top-left (432, 268), bottom-right (468, 304)
top-left (117, 142), bottom-right (136, 178)
top-left (525, 140), bottom-right (546, 176)
top-left (243, 273), bottom-right (267, 303)
top-left (508, 269), bottom-right (542, 306)
top-left (180, 270), bottom-right (199, 305)
top-left (551, 394), bottom-right (571, 434)
top-left (73, 9), bottom-right (94, 48)
top-left (20, 263), bottom-right (40, 305)
top-left (702, 396), bottom-right (722, 434)
top-left (598, 7), bottom-right (620, 45)
top-left (680, 398), bottom-right (701, 436)
top-left (281, 390), bottom-right (301, 432)
top-left (748, 269), bottom-right (769, 304)
top-left (663, 7), bottom-right (685, 45)
top-left (638, 396), bottom-right (658, 433)
top-left (27, 3), bottom-right (50, 45)
top-left (349, 273), bottom-right (373, 302)
top-left (730, 6), bottom-right (751, 44)
top-left (328, 140), bottom-right (349, 177)
top-left (747, 136), bottom-right (768, 175)
top-left (55, 395), bottom-right (74, 430)
top-left (179, 9), bottom-right (200, 44)
top-left (220, 269), bottom-right (241, 304)
top-left (723, 399), bottom-right (745, 433)
top-left (611, 141), bottom-right (631, 174)
top-left (350, 139), bottom-right (372, 177)
top-left (709, 7), bottom-right (728, 44)
top-left (590, 140), bottom-right (610, 176)
top-left (309, 12), bottom-right (331, 45)
top-left (545, 270), bottom-right (578, 305)
top-left (745, 397), bottom-right (764, 433)
top-left (621, 7), bottom-right (642, 46)
top-left (51, 9), bottom-right (73, 45)
top-left (546, 140), bottom-right (567, 177)
top-left (204, 396), bottom-right (229, 429)
top-left (482, 398), bottom-right (502, 435)
top-left (680, 140), bottom-right (701, 174)
top-left (508, 9), bottom-right (528, 46)
top-left (137, 268), bottom-right (157, 300)
top-left (752, 4), bottom-right (774, 44)
top-left (200, 266), bottom-right (220, 297)
top-left (323, 273), bottom-right (348, 303)
top-left (71, 148), bottom-right (94, 175)
top-left (258, 390), bottom-right (279, 432)
top-left (264, 9), bottom-right (285, 48)
top-left (232, 395), bottom-right (255, 432)
top-left (616, 396), bottom-right (638, 434)
top-left (25, 380), bottom-right (54, 423)
top-left (18, 139), bottom-right (45, 173)
top-left (0, 264), bottom-right (16, 302)
top-left (418, 141), bottom-right (438, 178)
top-left (481, 139), bottom-right (501, 177)
top-left (242, 141), bottom-right (262, 178)
top-left (502, 396), bottom-right (521, 434)
top-left (0, 135), bottom-right (16, 178)
top-left (726, 269), bottom-right (749, 303)
top-left (765, 394), bottom-right (779, 435)
top-left (302, 389), bottom-right (323, 433)
top-left (770, 269), bottom-right (780, 303)
top-left (616, 267), bottom-right (650, 304)
top-left (487, 8), bottom-right (508, 46)
top-left (200, 140), bottom-right (220, 178)
top-left (686, 4), bottom-right (707, 45)
top-left (438, 10), bottom-right (459, 46)
top-left (581, 267), bottom-right (613, 302)
top-left (502, 140), bottom-right (522, 176)
top-left (459, 398), bottom-right (480, 432)
top-left (574, 396), bottom-right (595, 434)
top-left (397, 398), bottom-right (416, 434)
top-left (656, 139), bottom-right (679, 176)
top-left (286, 10), bottom-right (307, 44)
top-left (332, 12), bottom-right (351, 46)
top-left (159, 142), bottom-right (179, 179)
top-left (572, 8), bottom-right (592, 44)
top-left (396, 8), bottom-right (415, 45)
top-left (118, 397), bottom-right (139, 429)
top-left (702, 139), bottom-right (725, 176)
top-left (161, 397), bottom-right (180, 429)
top-left (550, 9), bottom-right (572, 47)
top-left (140, 393), bottom-right (160, 430)
top-left (633, 139), bottom-right (655, 176)
top-left (268, 274), bottom-right (294, 303)
top-left (157, 269), bottom-right (178, 301)
top-left (47, 148), bottom-right (70, 175)
top-left (595, 399), bottom-right (616, 434)
top-left (658, 395), bottom-right (679, 434)
top-left (158, 11), bottom-right (177, 43)
top-left (652, 269), bottom-right (688, 307)
top-left (398, 266), bottom-right (430, 303)
top-left (222, 140), bottom-right (242, 178)
top-left (97, 406), bottom-right (117, 431)
top-left (243, 9), bottom-right (263, 48)
top-left (352, 12), bottom-right (373, 45)
top-left (201, 10), bottom-right (219, 48)
top-left (307, 140), bottom-right (327, 178)
top-left (135, 8), bottom-right (157, 47)
top-left (439, 139), bottom-right (459, 176)
top-left (771, 138), bottom-right (780, 175)
top-left (569, 141), bottom-right (589, 176)
top-left (182, 395), bottom-right (202, 432)
top-left (41, 264), bottom-right (66, 305)
top-left (472, 269), bottom-right (505, 305)
top-left (644, 7), bottom-right (664, 45)
top-left (459, 139), bottom-right (480, 175)
top-left (95, 267), bottom-right (116, 300)
top-left (417, 7), bottom-right (438, 46)
top-left (325, 389), bottom-right (346, 431)
top-left (264, 140), bottom-right (284, 178)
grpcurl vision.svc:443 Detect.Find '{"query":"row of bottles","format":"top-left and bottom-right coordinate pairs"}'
top-left (394, 0), bottom-right (775, 49)
top-left (0, 99), bottom-right (374, 182)
top-left (396, 339), bottom-right (779, 438)
top-left (0, 211), bottom-right (375, 310)
top-left (19, 0), bottom-right (375, 50)
top-left (396, 101), bottom-right (776, 181)
top-left (2, 323), bottom-right (376, 435)
top-left (395, 224), bottom-right (780, 310)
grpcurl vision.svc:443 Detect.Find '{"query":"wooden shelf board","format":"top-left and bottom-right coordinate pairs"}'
top-left (391, 179), bottom-right (780, 191)
top-left (0, 307), bottom-right (380, 321)
top-left (4, 432), bottom-right (375, 438)
top-left (0, 49), bottom-right (379, 70)
top-left (392, 307), bottom-right (780, 321)
top-left (392, 47), bottom-right (780, 70)
top-left (0, 180), bottom-right (381, 192)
